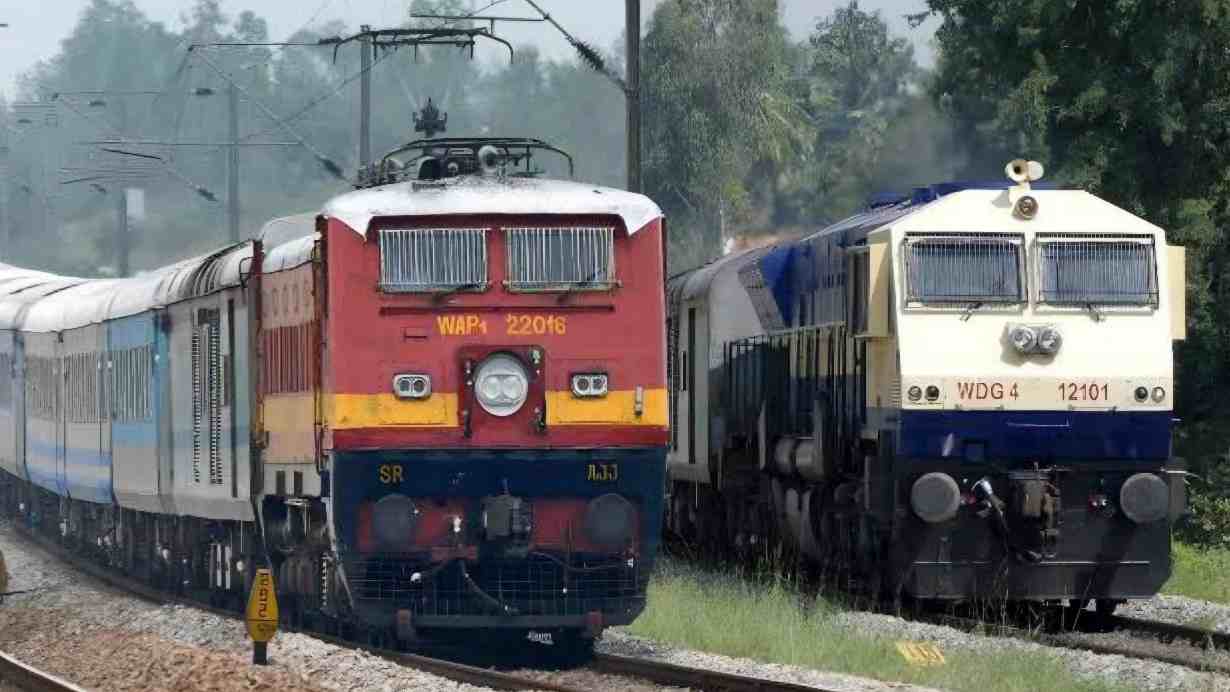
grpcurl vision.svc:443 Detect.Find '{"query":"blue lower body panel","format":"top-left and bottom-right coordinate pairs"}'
top-left (898, 409), bottom-right (1172, 461)
top-left (65, 446), bottom-right (112, 504)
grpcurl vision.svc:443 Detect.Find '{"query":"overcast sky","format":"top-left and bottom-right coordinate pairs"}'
top-left (0, 0), bottom-right (936, 101)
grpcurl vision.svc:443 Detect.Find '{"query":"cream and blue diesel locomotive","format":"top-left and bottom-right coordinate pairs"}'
top-left (667, 161), bottom-right (1186, 609)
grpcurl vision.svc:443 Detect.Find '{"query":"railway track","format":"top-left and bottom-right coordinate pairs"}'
top-left (0, 650), bottom-right (89, 692)
top-left (1109, 615), bottom-right (1230, 650)
top-left (3, 521), bottom-right (844, 692)
top-left (924, 609), bottom-right (1230, 676)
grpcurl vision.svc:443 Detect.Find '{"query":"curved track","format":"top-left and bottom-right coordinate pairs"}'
top-left (0, 650), bottom-right (88, 692)
top-left (5, 521), bottom-right (843, 692)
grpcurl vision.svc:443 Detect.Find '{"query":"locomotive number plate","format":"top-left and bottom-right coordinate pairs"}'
top-left (954, 381), bottom-right (1020, 401)
top-left (1057, 381), bottom-right (1111, 402)
top-left (505, 314), bottom-right (567, 336)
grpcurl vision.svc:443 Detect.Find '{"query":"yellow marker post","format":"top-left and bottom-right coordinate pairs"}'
top-left (245, 568), bottom-right (279, 665)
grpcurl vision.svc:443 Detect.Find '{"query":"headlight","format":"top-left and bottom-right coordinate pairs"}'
top-left (910, 472), bottom-right (960, 523)
top-left (925, 385), bottom-right (940, 401)
top-left (392, 373), bottom-right (432, 400)
top-left (1036, 326), bottom-right (1062, 355)
top-left (474, 353), bottom-right (529, 417)
top-left (1151, 386), bottom-right (1166, 403)
top-left (1119, 473), bottom-right (1168, 524)
top-left (571, 373), bottom-right (609, 398)
top-left (1008, 324), bottom-right (1037, 354)
top-left (371, 494), bottom-right (418, 549)
top-left (907, 385), bottom-right (922, 402)
top-left (584, 493), bottom-right (636, 547)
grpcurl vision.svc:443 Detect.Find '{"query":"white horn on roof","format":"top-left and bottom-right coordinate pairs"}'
top-left (1005, 159), bottom-right (1045, 188)
top-left (477, 145), bottom-right (501, 176)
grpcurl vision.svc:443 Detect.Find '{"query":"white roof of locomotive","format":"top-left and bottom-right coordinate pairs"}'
top-left (890, 187), bottom-right (1165, 236)
top-left (323, 176), bottom-right (663, 236)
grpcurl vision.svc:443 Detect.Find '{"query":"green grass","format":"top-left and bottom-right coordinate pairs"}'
top-left (1165, 542), bottom-right (1230, 605)
top-left (628, 561), bottom-right (1127, 692)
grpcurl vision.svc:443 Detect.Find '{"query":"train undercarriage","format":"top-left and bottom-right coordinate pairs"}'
top-left (666, 434), bottom-right (1183, 617)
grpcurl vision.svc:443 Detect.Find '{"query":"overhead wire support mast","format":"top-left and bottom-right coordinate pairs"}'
top-left (516, 0), bottom-right (641, 191)
top-left (186, 46), bottom-right (346, 180)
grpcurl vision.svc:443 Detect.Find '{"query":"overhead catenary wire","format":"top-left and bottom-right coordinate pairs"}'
top-left (237, 47), bottom-right (399, 144)
top-left (187, 47), bottom-right (345, 179)
top-left (520, 0), bottom-right (626, 91)
top-left (54, 96), bottom-right (220, 202)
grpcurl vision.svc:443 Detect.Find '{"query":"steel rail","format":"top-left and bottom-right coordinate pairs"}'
top-left (0, 650), bottom-right (90, 692)
top-left (927, 611), bottom-right (1230, 676)
top-left (6, 522), bottom-right (847, 692)
top-left (5, 523), bottom-right (576, 691)
top-left (1109, 615), bottom-right (1230, 651)
top-left (591, 653), bottom-right (843, 691)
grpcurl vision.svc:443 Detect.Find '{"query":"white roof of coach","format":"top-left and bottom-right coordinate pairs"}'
top-left (265, 234), bottom-right (317, 272)
top-left (23, 280), bottom-right (121, 333)
top-left (256, 213), bottom-right (318, 272)
top-left (323, 176), bottom-right (663, 236)
top-left (0, 279), bottom-right (88, 330)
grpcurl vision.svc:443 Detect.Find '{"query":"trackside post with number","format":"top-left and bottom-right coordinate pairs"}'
top-left (245, 568), bottom-right (279, 665)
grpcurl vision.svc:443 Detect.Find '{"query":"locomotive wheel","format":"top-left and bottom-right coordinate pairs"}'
top-left (1094, 599), bottom-right (1120, 631)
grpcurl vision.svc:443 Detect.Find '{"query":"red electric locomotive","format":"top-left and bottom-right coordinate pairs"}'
top-left (258, 128), bottom-right (669, 647)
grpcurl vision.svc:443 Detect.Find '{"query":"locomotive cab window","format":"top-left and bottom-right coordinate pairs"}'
top-left (904, 233), bottom-right (1025, 305)
top-left (378, 228), bottom-right (488, 293)
top-left (505, 226), bottom-right (616, 292)
top-left (1036, 233), bottom-right (1158, 306)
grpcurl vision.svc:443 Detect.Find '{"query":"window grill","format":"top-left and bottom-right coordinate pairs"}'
top-left (505, 226), bottom-right (615, 291)
top-left (904, 233), bottom-right (1025, 303)
top-left (1036, 234), bottom-right (1158, 306)
top-left (378, 228), bottom-right (487, 293)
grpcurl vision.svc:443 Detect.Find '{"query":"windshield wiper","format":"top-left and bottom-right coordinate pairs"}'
top-left (960, 301), bottom-right (985, 321)
top-left (433, 282), bottom-right (482, 303)
top-left (1084, 302), bottom-right (1105, 322)
top-left (556, 269), bottom-right (608, 304)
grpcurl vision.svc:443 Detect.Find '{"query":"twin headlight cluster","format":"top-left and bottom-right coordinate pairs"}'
top-left (906, 384), bottom-right (942, 402)
top-left (1008, 323), bottom-right (1062, 356)
top-left (393, 355), bottom-right (610, 418)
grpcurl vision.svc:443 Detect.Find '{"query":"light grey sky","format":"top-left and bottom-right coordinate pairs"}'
top-left (0, 0), bottom-right (936, 101)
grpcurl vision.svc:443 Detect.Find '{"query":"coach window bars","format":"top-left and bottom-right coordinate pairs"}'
top-left (378, 228), bottom-right (488, 293)
top-left (505, 227), bottom-right (616, 292)
top-left (903, 233), bottom-right (1026, 305)
top-left (1035, 234), bottom-right (1158, 307)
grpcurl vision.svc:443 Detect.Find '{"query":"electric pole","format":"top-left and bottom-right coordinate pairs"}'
top-left (116, 97), bottom-right (129, 276)
top-left (0, 128), bottom-right (9, 261)
top-left (116, 185), bottom-right (129, 277)
top-left (228, 81), bottom-right (240, 244)
top-left (359, 25), bottom-right (372, 167)
top-left (626, 0), bottom-right (641, 193)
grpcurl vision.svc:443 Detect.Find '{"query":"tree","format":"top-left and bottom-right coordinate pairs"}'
top-left (641, 0), bottom-right (803, 269)
top-left (771, 1), bottom-right (923, 226)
